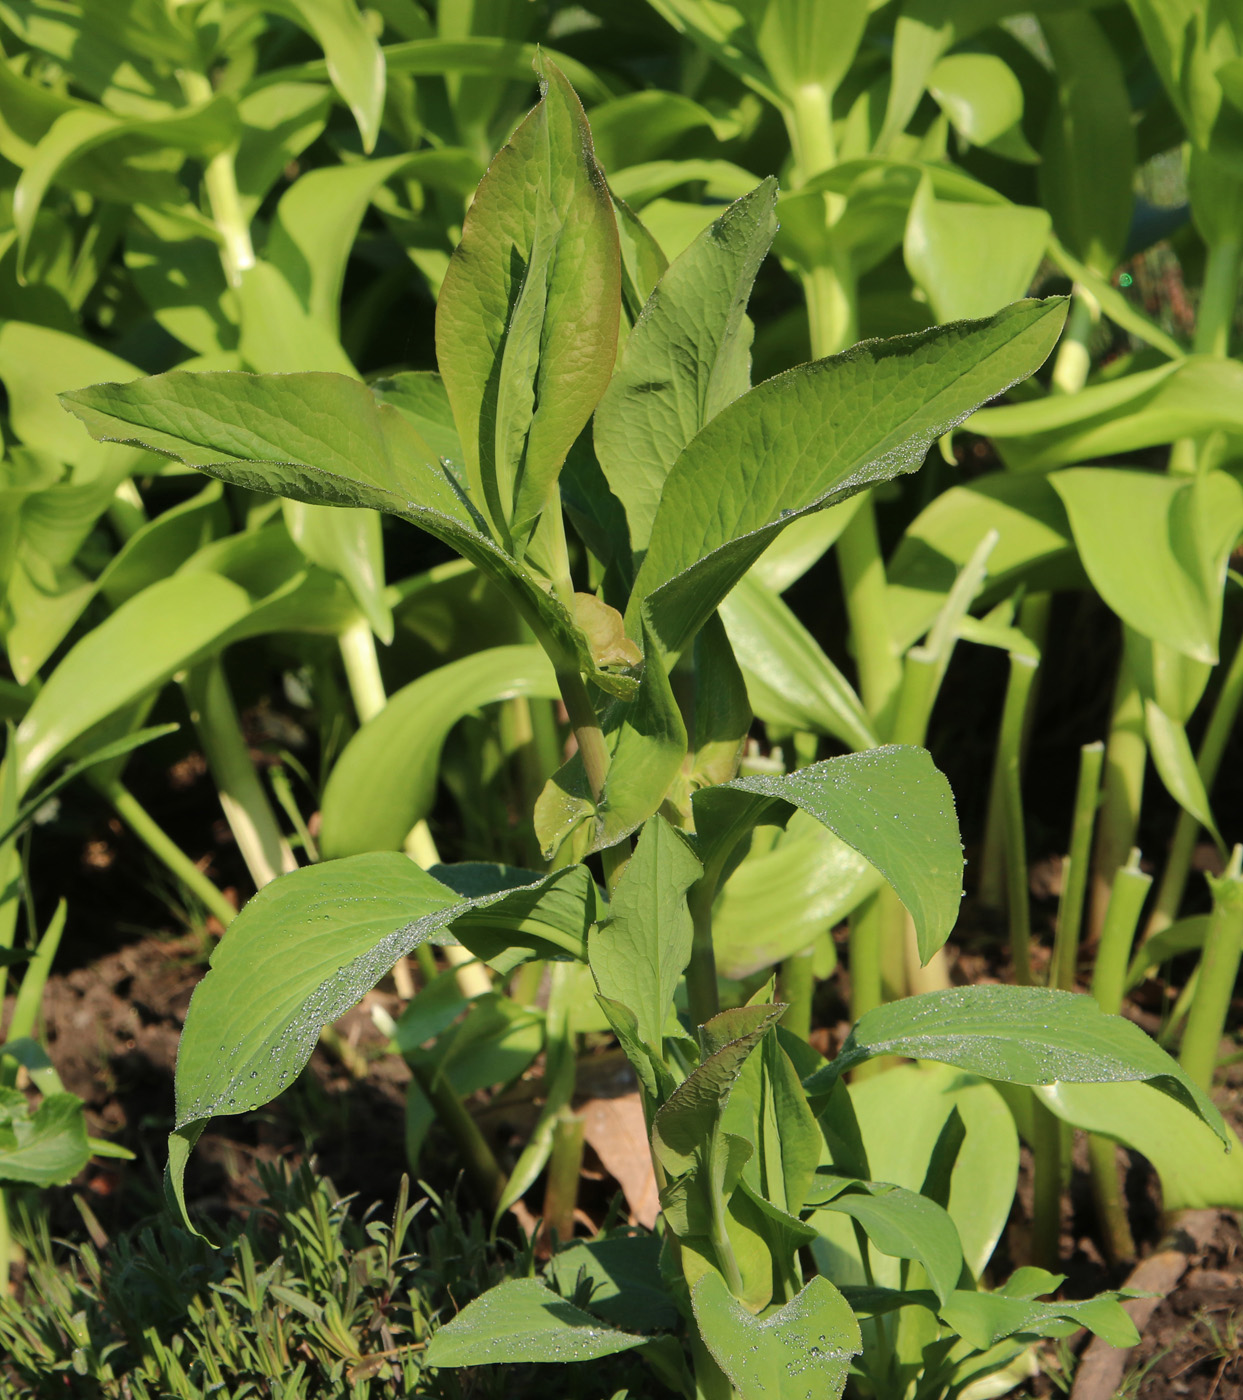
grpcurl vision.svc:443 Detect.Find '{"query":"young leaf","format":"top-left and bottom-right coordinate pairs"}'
top-left (938, 1288), bottom-right (1138, 1351)
top-left (692, 1271), bottom-right (861, 1400)
top-left (652, 1005), bottom-right (784, 1177)
top-left (435, 57), bottom-right (620, 545)
top-left (0, 1090), bottom-right (90, 1187)
top-left (424, 1279), bottom-right (645, 1366)
top-left (808, 985), bottom-right (1228, 1144)
top-left (692, 746), bottom-right (962, 964)
top-left (629, 298), bottom-right (1068, 657)
top-left (589, 815), bottom-right (702, 1056)
top-left (593, 179), bottom-right (778, 561)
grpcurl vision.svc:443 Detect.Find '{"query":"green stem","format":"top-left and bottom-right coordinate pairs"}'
top-left (1087, 1133), bottom-right (1136, 1267)
top-left (180, 70), bottom-right (254, 288)
top-left (836, 504), bottom-right (902, 734)
top-left (557, 667), bottom-right (610, 807)
top-left (1029, 1099), bottom-right (1064, 1273)
top-left (706, 1137), bottom-right (745, 1297)
top-left (848, 890), bottom-right (886, 1078)
top-left (1051, 742), bottom-right (1105, 991)
top-left (183, 659), bottom-right (296, 890)
top-left (0, 1189), bottom-right (9, 1298)
top-left (1088, 641), bottom-right (1146, 944)
top-left (1179, 844), bottom-right (1243, 1093)
top-left (777, 945), bottom-right (815, 1041)
top-left (1090, 849), bottom-right (1151, 1018)
top-left (541, 1110), bottom-right (585, 1247)
top-left (93, 776), bottom-right (238, 928)
top-left (1050, 285), bottom-right (1100, 395)
top-left (338, 614), bottom-right (387, 724)
top-left (408, 1058), bottom-right (507, 1210)
top-left (1145, 626), bottom-right (1243, 940)
top-left (686, 877), bottom-right (720, 1027)
top-left (1000, 655), bottom-right (1040, 985)
top-left (1194, 237), bottom-right (1241, 359)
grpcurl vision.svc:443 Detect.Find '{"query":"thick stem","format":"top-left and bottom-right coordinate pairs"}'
top-left (1145, 627), bottom-right (1243, 940)
top-left (1029, 1100), bottom-right (1064, 1273)
top-left (1087, 1133), bottom-right (1136, 1267)
top-left (183, 660), bottom-right (297, 889)
top-left (1088, 648), bottom-right (1146, 944)
top-left (777, 945), bottom-right (815, 1041)
top-left (1179, 844), bottom-right (1243, 1093)
top-left (339, 614), bottom-right (387, 724)
top-left (686, 878), bottom-right (720, 1027)
top-left (540, 1110), bottom-right (586, 1248)
top-left (180, 71), bottom-right (254, 288)
top-left (1194, 237), bottom-right (1241, 359)
top-left (0, 1189), bottom-right (9, 1298)
top-left (1051, 742), bottom-right (1105, 991)
top-left (1050, 285), bottom-right (1100, 395)
top-left (1000, 655), bottom-right (1040, 985)
top-left (1091, 850), bottom-right (1151, 1018)
top-left (94, 777), bottom-right (238, 928)
top-left (557, 667), bottom-right (610, 808)
top-left (848, 891), bottom-right (886, 1079)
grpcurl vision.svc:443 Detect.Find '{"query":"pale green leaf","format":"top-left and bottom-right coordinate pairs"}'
top-left (320, 646), bottom-right (558, 858)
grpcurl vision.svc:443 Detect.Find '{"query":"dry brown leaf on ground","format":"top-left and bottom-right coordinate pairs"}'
top-left (579, 1092), bottom-right (659, 1229)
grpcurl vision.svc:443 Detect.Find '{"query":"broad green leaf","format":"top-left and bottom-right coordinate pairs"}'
top-left (320, 646), bottom-right (558, 858)
top-left (544, 1237), bottom-right (677, 1332)
top-left (594, 179), bottom-right (778, 562)
top-left (751, 500), bottom-right (861, 593)
top-left (808, 985), bottom-right (1228, 1144)
top-left (0, 1089), bottom-right (89, 1187)
top-left (642, 0), bottom-right (779, 104)
top-left (589, 815), bottom-right (702, 1056)
top-left (435, 58), bottom-right (620, 545)
top-left (169, 853), bottom-right (573, 1220)
top-left (59, 371), bottom-right (625, 694)
top-left (721, 575), bottom-right (875, 751)
top-left (904, 180), bottom-right (1050, 322)
top-left (1051, 467), bottom-right (1243, 665)
top-left (652, 1004), bottom-right (784, 1176)
top-left (265, 155), bottom-right (423, 337)
top-left (125, 214), bottom-right (237, 356)
top-left (810, 1182), bottom-right (963, 1305)
top-left (234, 83), bottom-right (332, 223)
top-left (262, 0), bottom-right (385, 152)
top-left (693, 748), bottom-right (962, 964)
top-left (1039, 11), bottom-right (1135, 276)
top-left (939, 1288), bottom-right (1138, 1351)
top-left (609, 159), bottom-right (763, 211)
top-left (928, 53), bottom-right (1036, 160)
top-left (887, 472), bottom-right (1076, 651)
top-left (1038, 1080), bottom-right (1243, 1211)
top-left (629, 298), bottom-right (1068, 657)
top-left (714, 813), bottom-right (881, 980)
top-left (689, 611), bottom-right (752, 788)
top-left (589, 90), bottom-right (725, 172)
top-left (692, 1272), bottom-right (860, 1400)
top-left (817, 1064), bottom-right (1018, 1281)
top-left (12, 572), bottom-right (252, 794)
top-left (424, 1279), bottom-right (645, 1366)
top-left (969, 357), bottom-right (1243, 472)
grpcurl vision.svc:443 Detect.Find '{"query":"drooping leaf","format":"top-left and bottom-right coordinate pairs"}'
top-left (424, 1279), bottom-right (645, 1366)
top-left (808, 985), bottom-right (1228, 1143)
top-left (692, 1271), bottom-right (861, 1400)
top-left (939, 1287), bottom-right (1138, 1351)
top-left (692, 747), bottom-right (963, 964)
top-left (629, 298), bottom-right (1067, 656)
top-left (60, 371), bottom-right (628, 695)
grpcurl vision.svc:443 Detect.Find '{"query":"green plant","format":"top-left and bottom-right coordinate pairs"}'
top-left (50, 61), bottom-right (1240, 1399)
